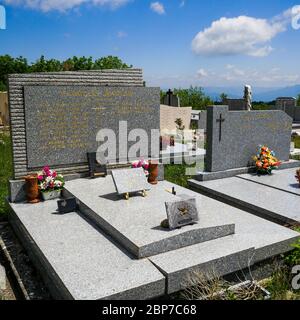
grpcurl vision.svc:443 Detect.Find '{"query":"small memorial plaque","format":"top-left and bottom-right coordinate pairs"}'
top-left (165, 198), bottom-right (199, 230)
top-left (111, 168), bottom-right (150, 197)
top-left (87, 152), bottom-right (108, 178)
top-left (57, 197), bottom-right (77, 214)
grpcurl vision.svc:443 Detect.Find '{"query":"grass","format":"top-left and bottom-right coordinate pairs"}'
top-left (291, 136), bottom-right (300, 161)
top-left (293, 136), bottom-right (300, 149)
top-left (0, 131), bottom-right (12, 217)
top-left (164, 164), bottom-right (194, 188)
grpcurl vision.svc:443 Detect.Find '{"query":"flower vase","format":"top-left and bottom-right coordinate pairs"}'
top-left (25, 174), bottom-right (40, 204)
top-left (148, 161), bottom-right (158, 185)
top-left (41, 189), bottom-right (62, 201)
top-left (296, 170), bottom-right (300, 187)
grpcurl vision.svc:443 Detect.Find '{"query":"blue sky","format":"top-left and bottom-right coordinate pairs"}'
top-left (0, 0), bottom-right (300, 88)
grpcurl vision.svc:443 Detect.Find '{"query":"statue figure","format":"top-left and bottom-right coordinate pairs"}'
top-left (244, 85), bottom-right (252, 111)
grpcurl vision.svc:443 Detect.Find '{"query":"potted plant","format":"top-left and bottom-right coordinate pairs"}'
top-left (296, 169), bottom-right (300, 186)
top-left (38, 166), bottom-right (65, 201)
top-left (253, 145), bottom-right (281, 175)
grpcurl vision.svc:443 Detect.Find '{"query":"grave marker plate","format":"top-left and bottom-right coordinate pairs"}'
top-left (24, 86), bottom-right (160, 168)
top-left (111, 168), bottom-right (150, 196)
top-left (165, 198), bottom-right (199, 230)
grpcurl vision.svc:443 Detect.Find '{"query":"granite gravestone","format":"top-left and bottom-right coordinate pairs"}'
top-left (165, 198), bottom-right (198, 230)
top-left (87, 152), bottom-right (108, 178)
top-left (24, 86), bottom-right (160, 168)
top-left (163, 89), bottom-right (180, 107)
top-left (206, 105), bottom-right (292, 172)
top-left (111, 168), bottom-right (150, 197)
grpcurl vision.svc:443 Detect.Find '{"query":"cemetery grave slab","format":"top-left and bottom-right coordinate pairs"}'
top-left (7, 178), bottom-right (299, 299)
top-left (237, 168), bottom-right (300, 196)
top-left (8, 200), bottom-right (165, 300)
top-left (189, 170), bottom-right (300, 224)
top-left (149, 183), bottom-right (299, 293)
top-left (64, 177), bottom-right (236, 258)
top-left (196, 159), bottom-right (300, 182)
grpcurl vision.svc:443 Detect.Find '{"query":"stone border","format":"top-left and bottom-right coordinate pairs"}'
top-left (195, 159), bottom-right (300, 181)
top-left (8, 69), bottom-right (144, 180)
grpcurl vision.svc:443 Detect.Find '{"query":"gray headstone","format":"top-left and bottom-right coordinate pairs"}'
top-left (165, 198), bottom-right (199, 230)
top-left (24, 85), bottom-right (160, 168)
top-left (111, 168), bottom-right (150, 195)
top-left (163, 90), bottom-right (180, 107)
top-left (225, 99), bottom-right (247, 111)
top-left (206, 105), bottom-right (292, 172)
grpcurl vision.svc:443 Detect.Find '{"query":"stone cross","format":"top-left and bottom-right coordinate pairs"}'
top-left (216, 114), bottom-right (225, 142)
top-left (166, 89), bottom-right (173, 106)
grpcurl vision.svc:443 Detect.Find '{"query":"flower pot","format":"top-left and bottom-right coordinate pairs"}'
top-left (41, 189), bottom-right (62, 201)
top-left (148, 162), bottom-right (158, 185)
top-left (25, 174), bottom-right (40, 204)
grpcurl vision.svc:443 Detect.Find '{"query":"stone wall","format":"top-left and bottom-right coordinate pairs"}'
top-left (160, 104), bottom-right (192, 134)
top-left (224, 99), bottom-right (247, 111)
top-left (8, 69), bottom-right (144, 179)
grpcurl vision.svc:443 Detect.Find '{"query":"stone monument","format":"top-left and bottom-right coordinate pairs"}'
top-left (244, 85), bottom-right (252, 111)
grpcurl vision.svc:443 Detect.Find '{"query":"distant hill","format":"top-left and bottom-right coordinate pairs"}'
top-left (203, 85), bottom-right (300, 102)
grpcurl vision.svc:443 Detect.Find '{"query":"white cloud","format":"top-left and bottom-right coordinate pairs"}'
top-left (117, 30), bottom-right (127, 38)
top-left (150, 2), bottom-right (165, 15)
top-left (196, 65), bottom-right (300, 86)
top-left (191, 14), bottom-right (288, 57)
top-left (3, 0), bottom-right (131, 12)
top-left (196, 68), bottom-right (208, 78)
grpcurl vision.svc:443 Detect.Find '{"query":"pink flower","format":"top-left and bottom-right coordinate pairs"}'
top-left (52, 171), bottom-right (57, 178)
top-left (43, 166), bottom-right (50, 172)
top-left (132, 161), bottom-right (138, 168)
top-left (38, 175), bottom-right (44, 181)
top-left (143, 163), bottom-right (149, 170)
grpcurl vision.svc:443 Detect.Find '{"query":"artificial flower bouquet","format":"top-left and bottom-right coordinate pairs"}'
top-left (131, 159), bottom-right (149, 176)
top-left (38, 166), bottom-right (65, 200)
top-left (253, 145), bottom-right (281, 175)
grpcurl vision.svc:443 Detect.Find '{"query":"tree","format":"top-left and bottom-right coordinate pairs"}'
top-left (0, 55), bottom-right (29, 90)
top-left (220, 93), bottom-right (228, 104)
top-left (93, 56), bottom-right (132, 69)
top-left (297, 94), bottom-right (300, 106)
top-left (62, 56), bottom-right (93, 71)
top-left (173, 86), bottom-right (213, 110)
top-left (0, 54), bottom-right (132, 91)
top-left (30, 55), bottom-right (62, 72)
